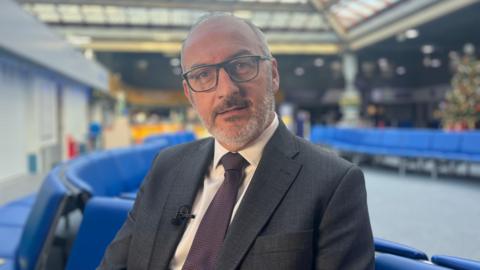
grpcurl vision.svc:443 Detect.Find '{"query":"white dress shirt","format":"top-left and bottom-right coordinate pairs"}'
top-left (169, 113), bottom-right (279, 270)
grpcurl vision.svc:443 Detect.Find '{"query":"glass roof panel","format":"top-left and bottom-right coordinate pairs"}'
top-left (58, 4), bottom-right (82, 23)
top-left (328, 0), bottom-right (401, 29)
top-left (105, 6), bottom-right (127, 24)
top-left (81, 5), bottom-right (105, 24)
top-left (127, 7), bottom-right (149, 25)
top-left (289, 12), bottom-right (309, 29)
top-left (171, 9), bottom-right (193, 26)
top-left (251, 11), bottom-right (272, 28)
top-left (269, 12), bottom-right (290, 28)
top-left (305, 14), bottom-right (326, 30)
top-left (149, 8), bottom-right (170, 25)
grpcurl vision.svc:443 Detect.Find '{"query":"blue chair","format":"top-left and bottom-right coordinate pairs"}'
top-left (0, 226), bottom-right (23, 260)
top-left (14, 166), bottom-right (73, 270)
top-left (431, 255), bottom-right (480, 270)
top-left (375, 238), bottom-right (429, 260)
top-left (0, 205), bottom-right (31, 227)
top-left (376, 254), bottom-right (448, 269)
top-left (66, 197), bottom-right (133, 270)
top-left (460, 132), bottom-right (480, 162)
top-left (3, 194), bottom-right (36, 208)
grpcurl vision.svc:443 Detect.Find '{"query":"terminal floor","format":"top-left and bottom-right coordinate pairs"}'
top-left (1, 167), bottom-right (479, 260)
top-left (363, 166), bottom-right (480, 260)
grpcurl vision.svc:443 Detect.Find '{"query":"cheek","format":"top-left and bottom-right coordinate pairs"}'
top-left (192, 97), bottom-right (213, 120)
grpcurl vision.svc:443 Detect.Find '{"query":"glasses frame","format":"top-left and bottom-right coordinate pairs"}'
top-left (182, 55), bottom-right (272, 93)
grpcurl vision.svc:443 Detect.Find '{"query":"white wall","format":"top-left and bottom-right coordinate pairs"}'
top-left (0, 55), bottom-right (92, 180)
top-left (62, 85), bottom-right (89, 159)
top-left (0, 65), bottom-right (28, 180)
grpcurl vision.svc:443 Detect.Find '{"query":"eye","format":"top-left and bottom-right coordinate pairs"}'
top-left (231, 58), bottom-right (255, 74)
top-left (189, 68), bottom-right (213, 81)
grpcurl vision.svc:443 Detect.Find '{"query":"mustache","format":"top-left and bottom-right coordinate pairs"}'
top-left (213, 95), bottom-right (252, 116)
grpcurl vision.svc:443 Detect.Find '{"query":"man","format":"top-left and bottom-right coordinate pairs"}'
top-left (99, 14), bottom-right (374, 270)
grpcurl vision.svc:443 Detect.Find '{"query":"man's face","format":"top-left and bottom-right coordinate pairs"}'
top-left (182, 17), bottom-right (280, 150)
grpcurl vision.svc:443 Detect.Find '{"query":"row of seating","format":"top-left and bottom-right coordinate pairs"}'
top-left (310, 126), bottom-right (480, 176)
top-left (0, 166), bottom-right (75, 270)
top-left (0, 132), bottom-right (195, 270)
top-left (2, 130), bottom-right (479, 269)
top-left (69, 196), bottom-right (480, 270)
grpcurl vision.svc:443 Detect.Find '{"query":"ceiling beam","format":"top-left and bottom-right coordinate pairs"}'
top-left (17, 0), bottom-right (315, 13)
top-left (309, 0), bottom-right (349, 48)
top-left (349, 0), bottom-right (479, 50)
top-left (79, 40), bottom-right (340, 55)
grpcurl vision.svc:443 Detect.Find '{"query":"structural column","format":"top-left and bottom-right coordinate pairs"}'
top-left (339, 52), bottom-right (362, 127)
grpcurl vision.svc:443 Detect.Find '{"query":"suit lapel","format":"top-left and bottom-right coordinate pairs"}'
top-left (148, 138), bottom-right (214, 270)
top-left (216, 123), bottom-right (302, 270)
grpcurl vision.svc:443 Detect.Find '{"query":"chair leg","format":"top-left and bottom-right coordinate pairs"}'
top-left (431, 159), bottom-right (438, 179)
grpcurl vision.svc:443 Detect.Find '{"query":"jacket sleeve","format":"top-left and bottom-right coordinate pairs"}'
top-left (315, 165), bottom-right (375, 270)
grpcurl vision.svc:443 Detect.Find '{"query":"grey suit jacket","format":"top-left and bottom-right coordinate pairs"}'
top-left (98, 122), bottom-right (374, 270)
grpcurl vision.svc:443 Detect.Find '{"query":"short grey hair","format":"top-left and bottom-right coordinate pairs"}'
top-left (180, 12), bottom-right (270, 71)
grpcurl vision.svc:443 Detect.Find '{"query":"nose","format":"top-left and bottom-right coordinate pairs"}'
top-left (215, 67), bottom-right (239, 98)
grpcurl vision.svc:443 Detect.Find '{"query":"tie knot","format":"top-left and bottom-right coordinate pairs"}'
top-left (221, 152), bottom-right (247, 171)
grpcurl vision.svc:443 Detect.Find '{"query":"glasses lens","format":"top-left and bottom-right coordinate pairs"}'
top-left (225, 56), bottom-right (258, 82)
top-left (186, 66), bottom-right (217, 92)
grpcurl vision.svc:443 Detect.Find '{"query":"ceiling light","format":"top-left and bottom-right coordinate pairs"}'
top-left (172, 67), bottom-right (182, 76)
top-left (136, 59), bottom-right (148, 70)
top-left (405, 29), bottom-right (418, 39)
top-left (431, 59), bottom-right (442, 68)
top-left (313, 58), bottom-right (324, 67)
top-left (294, 67), bottom-right (305, 76)
top-left (84, 49), bottom-right (95, 60)
top-left (463, 43), bottom-right (475, 55)
top-left (233, 10), bottom-right (252, 19)
top-left (421, 45), bottom-right (434, 54)
top-left (396, 66), bottom-right (406, 75)
top-left (170, 58), bottom-right (180, 67)
top-left (66, 35), bottom-right (91, 45)
top-left (378, 58), bottom-right (388, 68)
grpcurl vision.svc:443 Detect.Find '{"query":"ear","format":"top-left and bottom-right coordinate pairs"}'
top-left (183, 80), bottom-right (194, 105)
top-left (270, 58), bottom-right (280, 94)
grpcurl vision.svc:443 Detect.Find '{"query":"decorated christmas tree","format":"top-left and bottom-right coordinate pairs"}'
top-left (441, 44), bottom-right (480, 130)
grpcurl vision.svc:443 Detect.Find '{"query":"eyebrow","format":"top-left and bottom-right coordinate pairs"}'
top-left (188, 49), bottom-right (255, 70)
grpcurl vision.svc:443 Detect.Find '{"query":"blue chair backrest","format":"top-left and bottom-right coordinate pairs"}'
top-left (403, 130), bottom-right (433, 150)
top-left (362, 129), bottom-right (384, 147)
top-left (375, 237), bottom-right (428, 260)
top-left (431, 132), bottom-right (462, 152)
top-left (376, 254), bottom-right (448, 270)
top-left (460, 132), bottom-right (480, 155)
top-left (111, 148), bottom-right (147, 191)
top-left (431, 255), bottom-right (480, 270)
top-left (382, 130), bottom-right (406, 149)
top-left (66, 197), bottom-right (133, 270)
top-left (15, 166), bottom-right (71, 270)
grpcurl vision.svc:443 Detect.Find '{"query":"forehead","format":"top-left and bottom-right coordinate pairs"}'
top-left (182, 16), bottom-right (263, 69)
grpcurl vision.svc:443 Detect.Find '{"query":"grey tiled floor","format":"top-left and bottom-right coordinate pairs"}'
top-left (0, 173), bottom-right (44, 205)
top-left (363, 166), bottom-right (480, 260)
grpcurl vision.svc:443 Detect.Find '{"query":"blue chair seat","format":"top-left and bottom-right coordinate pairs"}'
top-left (0, 258), bottom-right (13, 270)
top-left (4, 194), bottom-right (37, 207)
top-left (66, 197), bottom-right (133, 270)
top-left (376, 254), bottom-right (448, 269)
top-left (431, 255), bottom-right (480, 270)
top-left (375, 238), bottom-right (428, 260)
top-left (0, 205), bottom-right (31, 227)
top-left (0, 226), bottom-right (23, 258)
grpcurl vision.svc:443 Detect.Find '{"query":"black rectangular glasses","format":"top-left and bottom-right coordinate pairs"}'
top-left (182, 55), bottom-right (271, 92)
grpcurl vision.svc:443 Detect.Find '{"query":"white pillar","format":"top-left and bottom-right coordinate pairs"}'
top-left (338, 52), bottom-right (362, 127)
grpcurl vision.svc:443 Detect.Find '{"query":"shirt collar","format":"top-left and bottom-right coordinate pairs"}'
top-left (213, 113), bottom-right (279, 168)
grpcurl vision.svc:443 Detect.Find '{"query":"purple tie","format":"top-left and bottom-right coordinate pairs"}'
top-left (182, 152), bottom-right (248, 270)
